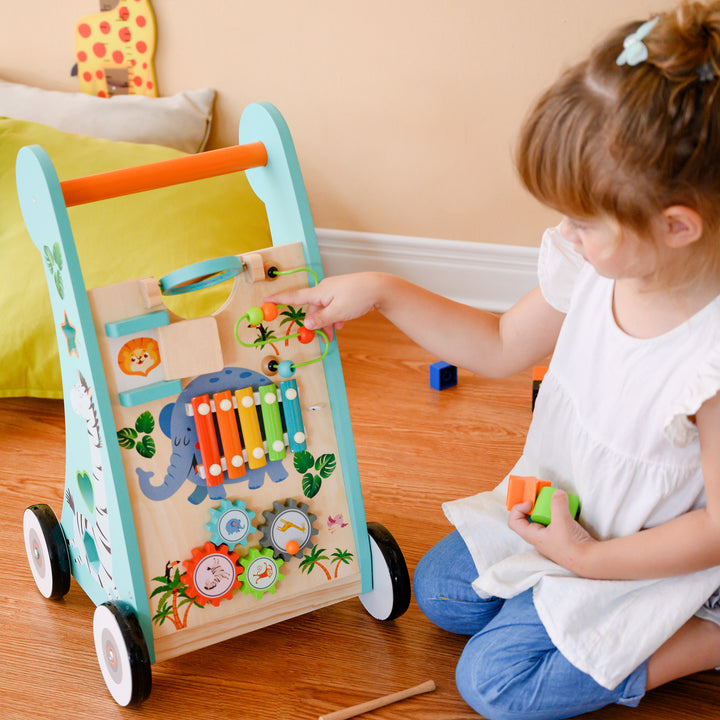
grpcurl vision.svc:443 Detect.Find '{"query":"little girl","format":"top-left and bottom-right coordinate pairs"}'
top-left (269, 2), bottom-right (720, 717)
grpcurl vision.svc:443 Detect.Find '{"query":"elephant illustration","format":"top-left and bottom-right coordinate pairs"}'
top-left (137, 367), bottom-right (288, 504)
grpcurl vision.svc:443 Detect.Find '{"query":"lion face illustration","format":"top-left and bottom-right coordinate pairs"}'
top-left (118, 337), bottom-right (161, 377)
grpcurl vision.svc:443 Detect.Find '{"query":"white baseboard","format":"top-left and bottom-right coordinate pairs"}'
top-left (316, 228), bottom-right (539, 312)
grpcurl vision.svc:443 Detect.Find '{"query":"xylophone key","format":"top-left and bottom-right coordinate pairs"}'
top-left (259, 384), bottom-right (286, 462)
top-left (191, 395), bottom-right (224, 486)
top-left (279, 379), bottom-right (307, 452)
top-left (213, 390), bottom-right (246, 479)
top-left (235, 387), bottom-right (266, 469)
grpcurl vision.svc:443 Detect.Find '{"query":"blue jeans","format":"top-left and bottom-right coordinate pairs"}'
top-left (413, 531), bottom-right (648, 720)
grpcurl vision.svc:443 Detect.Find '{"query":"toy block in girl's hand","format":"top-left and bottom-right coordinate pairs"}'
top-left (506, 475), bottom-right (552, 511)
top-left (530, 486), bottom-right (581, 526)
top-left (506, 475), bottom-right (580, 526)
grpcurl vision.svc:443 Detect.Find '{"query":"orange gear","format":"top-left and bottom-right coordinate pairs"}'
top-left (182, 542), bottom-right (242, 607)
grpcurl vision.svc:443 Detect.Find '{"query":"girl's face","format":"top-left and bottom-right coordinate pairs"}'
top-left (559, 216), bottom-right (657, 281)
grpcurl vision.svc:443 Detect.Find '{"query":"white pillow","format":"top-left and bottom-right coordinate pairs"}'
top-left (0, 79), bottom-right (215, 153)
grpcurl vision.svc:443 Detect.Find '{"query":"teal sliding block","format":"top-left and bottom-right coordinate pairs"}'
top-left (105, 309), bottom-right (170, 338)
top-left (119, 379), bottom-right (183, 408)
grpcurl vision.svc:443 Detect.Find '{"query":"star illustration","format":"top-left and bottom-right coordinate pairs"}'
top-left (61, 311), bottom-right (79, 357)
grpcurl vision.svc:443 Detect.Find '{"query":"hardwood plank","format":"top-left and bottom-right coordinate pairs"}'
top-left (2, 312), bottom-right (718, 719)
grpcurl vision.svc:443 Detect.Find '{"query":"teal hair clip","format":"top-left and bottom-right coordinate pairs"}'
top-left (616, 17), bottom-right (659, 67)
top-left (698, 60), bottom-right (716, 82)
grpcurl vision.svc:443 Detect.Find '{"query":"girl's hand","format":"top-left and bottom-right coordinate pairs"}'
top-left (508, 491), bottom-right (596, 574)
top-left (265, 272), bottom-right (385, 339)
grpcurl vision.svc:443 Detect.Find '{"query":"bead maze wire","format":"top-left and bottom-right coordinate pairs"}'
top-left (234, 301), bottom-right (329, 378)
top-left (267, 265), bottom-right (319, 287)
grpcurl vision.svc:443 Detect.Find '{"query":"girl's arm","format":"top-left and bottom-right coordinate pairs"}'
top-left (509, 389), bottom-right (720, 579)
top-left (267, 272), bottom-right (565, 378)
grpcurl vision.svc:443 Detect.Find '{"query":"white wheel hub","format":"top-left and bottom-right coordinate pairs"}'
top-left (23, 507), bottom-right (54, 598)
top-left (93, 605), bottom-right (135, 707)
top-left (359, 533), bottom-right (395, 620)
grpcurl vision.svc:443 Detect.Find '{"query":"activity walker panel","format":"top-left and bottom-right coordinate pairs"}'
top-left (88, 244), bottom-right (361, 661)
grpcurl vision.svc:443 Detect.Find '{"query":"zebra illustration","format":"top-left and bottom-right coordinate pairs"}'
top-left (66, 372), bottom-right (117, 598)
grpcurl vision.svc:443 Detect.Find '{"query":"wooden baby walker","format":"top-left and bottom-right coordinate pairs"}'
top-left (17, 102), bottom-right (410, 706)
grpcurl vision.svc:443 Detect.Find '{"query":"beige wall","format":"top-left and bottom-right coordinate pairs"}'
top-left (1, 0), bottom-right (672, 246)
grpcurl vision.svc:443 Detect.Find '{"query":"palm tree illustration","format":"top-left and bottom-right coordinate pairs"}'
top-left (254, 324), bottom-right (281, 355)
top-left (330, 548), bottom-right (354, 578)
top-left (150, 566), bottom-right (202, 630)
top-left (279, 305), bottom-right (306, 347)
top-left (299, 545), bottom-right (331, 580)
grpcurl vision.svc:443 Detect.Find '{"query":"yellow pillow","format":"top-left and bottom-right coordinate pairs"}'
top-left (1, 118), bottom-right (271, 398)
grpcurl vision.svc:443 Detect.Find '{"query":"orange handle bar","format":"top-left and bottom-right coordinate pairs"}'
top-left (60, 141), bottom-right (268, 207)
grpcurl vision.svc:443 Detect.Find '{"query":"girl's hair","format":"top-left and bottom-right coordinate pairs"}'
top-left (516, 0), bottom-right (720, 287)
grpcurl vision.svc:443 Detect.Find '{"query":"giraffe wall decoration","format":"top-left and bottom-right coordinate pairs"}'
top-left (74, 0), bottom-right (158, 98)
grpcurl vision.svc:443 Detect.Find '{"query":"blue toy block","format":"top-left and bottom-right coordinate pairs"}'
top-left (429, 361), bottom-right (457, 390)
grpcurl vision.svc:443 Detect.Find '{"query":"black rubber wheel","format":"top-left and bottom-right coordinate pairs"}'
top-left (22, 504), bottom-right (71, 600)
top-left (359, 522), bottom-right (411, 621)
top-left (93, 602), bottom-right (152, 706)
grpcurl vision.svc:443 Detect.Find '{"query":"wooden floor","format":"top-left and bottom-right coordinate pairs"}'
top-left (2, 312), bottom-right (719, 719)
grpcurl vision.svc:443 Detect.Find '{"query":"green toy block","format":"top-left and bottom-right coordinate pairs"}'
top-left (530, 486), bottom-right (580, 526)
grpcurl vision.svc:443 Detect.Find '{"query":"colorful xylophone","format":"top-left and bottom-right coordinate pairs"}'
top-left (189, 379), bottom-right (307, 483)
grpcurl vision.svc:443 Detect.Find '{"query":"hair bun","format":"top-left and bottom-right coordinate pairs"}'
top-left (648, 1), bottom-right (720, 82)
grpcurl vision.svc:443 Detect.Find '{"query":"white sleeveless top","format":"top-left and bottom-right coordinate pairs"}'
top-left (443, 226), bottom-right (720, 690)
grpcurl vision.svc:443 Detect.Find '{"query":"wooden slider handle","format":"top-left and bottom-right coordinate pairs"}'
top-left (318, 679), bottom-right (436, 720)
top-left (61, 141), bottom-right (268, 207)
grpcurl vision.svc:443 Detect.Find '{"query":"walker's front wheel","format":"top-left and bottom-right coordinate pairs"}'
top-left (23, 504), bottom-right (71, 600)
top-left (359, 522), bottom-right (411, 621)
top-left (93, 603), bottom-right (152, 707)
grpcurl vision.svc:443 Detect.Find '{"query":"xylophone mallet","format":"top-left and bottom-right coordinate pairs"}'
top-left (318, 679), bottom-right (436, 720)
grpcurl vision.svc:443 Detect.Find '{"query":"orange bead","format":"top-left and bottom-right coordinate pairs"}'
top-left (285, 540), bottom-right (300, 555)
top-left (262, 302), bottom-right (279, 321)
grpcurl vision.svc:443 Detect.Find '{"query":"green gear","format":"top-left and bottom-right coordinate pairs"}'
top-left (239, 547), bottom-right (284, 599)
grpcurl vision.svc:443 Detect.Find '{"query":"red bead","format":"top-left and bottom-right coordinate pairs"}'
top-left (298, 326), bottom-right (315, 344)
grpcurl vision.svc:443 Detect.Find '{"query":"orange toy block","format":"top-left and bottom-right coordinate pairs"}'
top-left (506, 475), bottom-right (552, 512)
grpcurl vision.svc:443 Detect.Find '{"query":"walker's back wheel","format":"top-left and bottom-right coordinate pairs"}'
top-left (22, 504), bottom-right (71, 600)
top-left (93, 602), bottom-right (152, 707)
top-left (359, 522), bottom-right (411, 621)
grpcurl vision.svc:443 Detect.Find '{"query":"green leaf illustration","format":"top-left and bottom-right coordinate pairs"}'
top-left (154, 588), bottom-right (174, 609)
top-left (152, 607), bottom-right (173, 625)
top-left (315, 453), bottom-right (336, 478)
top-left (294, 450), bottom-right (315, 474)
top-left (43, 246), bottom-right (54, 271)
top-left (136, 435), bottom-right (156, 458)
top-left (302, 472), bottom-right (322, 498)
top-left (135, 411), bottom-right (155, 434)
top-left (117, 427), bottom-right (138, 449)
top-left (118, 412), bottom-right (157, 457)
top-left (54, 271), bottom-right (64, 300)
top-left (52, 243), bottom-right (63, 269)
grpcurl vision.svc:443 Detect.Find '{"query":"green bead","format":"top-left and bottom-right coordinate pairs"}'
top-left (246, 306), bottom-right (264, 325)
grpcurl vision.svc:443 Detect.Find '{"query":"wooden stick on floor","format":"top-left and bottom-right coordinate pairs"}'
top-left (318, 679), bottom-right (437, 720)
